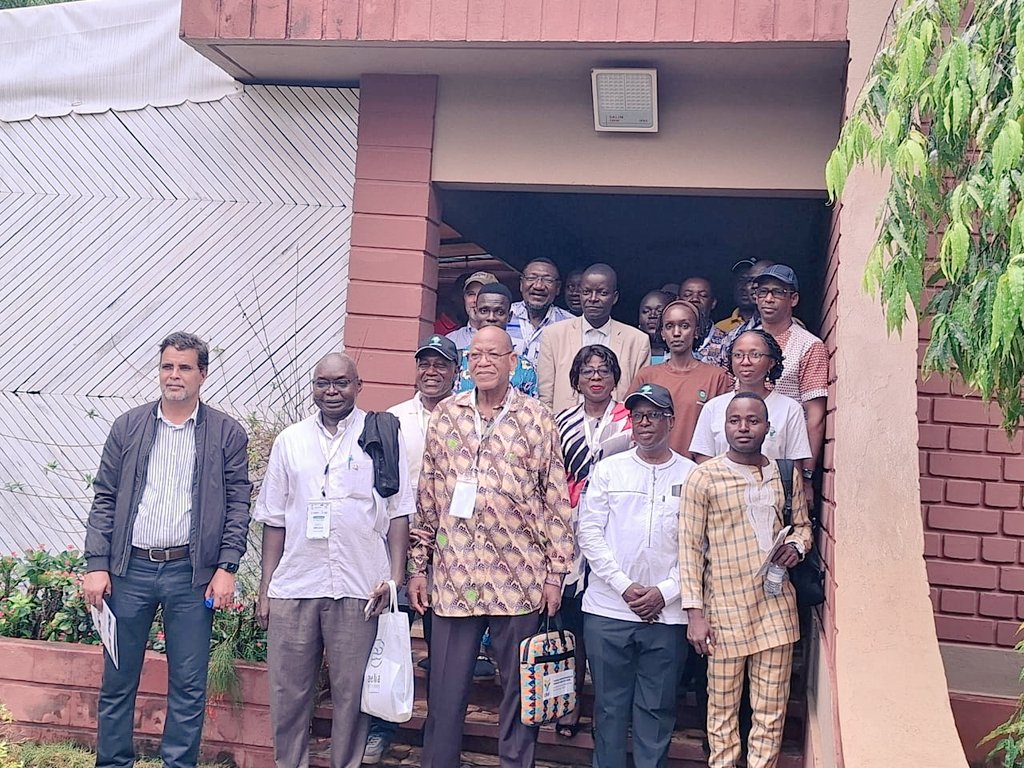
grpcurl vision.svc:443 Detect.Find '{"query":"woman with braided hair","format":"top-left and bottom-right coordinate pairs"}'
top-left (689, 328), bottom-right (812, 466)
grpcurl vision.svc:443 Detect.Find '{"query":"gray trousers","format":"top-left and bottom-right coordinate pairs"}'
top-left (268, 597), bottom-right (378, 768)
top-left (584, 613), bottom-right (687, 768)
top-left (421, 613), bottom-right (539, 768)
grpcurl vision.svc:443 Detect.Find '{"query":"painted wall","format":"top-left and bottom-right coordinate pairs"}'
top-left (820, 1), bottom-right (969, 766)
top-left (182, 0), bottom-right (848, 44)
top-left (431, 67), bottom-right (842, 193)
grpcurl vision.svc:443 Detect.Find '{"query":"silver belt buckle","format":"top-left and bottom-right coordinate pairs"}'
top-left (148, 548), bottom-right (166, 562)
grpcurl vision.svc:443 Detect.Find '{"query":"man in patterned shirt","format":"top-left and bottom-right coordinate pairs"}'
top-left (679, 392), bottom-right (812, 768)
top-left (409, 325), bottom-right (573, 768)
top-left (750, 264), bottom-right (828, 488)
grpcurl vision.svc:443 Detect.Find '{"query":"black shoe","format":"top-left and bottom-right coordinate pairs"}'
top-left (473, 655), bottom-right (497, 680)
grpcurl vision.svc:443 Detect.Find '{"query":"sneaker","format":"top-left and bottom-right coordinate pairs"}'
top-left (473, 654), bottom-right (497, 680)
top-left (362, 733), bottom-right (391, 765)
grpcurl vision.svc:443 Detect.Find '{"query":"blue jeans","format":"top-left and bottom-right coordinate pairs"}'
top-left (96, 556), bottom-right (214, 768)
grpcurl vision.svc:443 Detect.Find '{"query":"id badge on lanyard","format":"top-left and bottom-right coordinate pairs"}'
top-left (306, 499), bottom-right (331, 539)
top-left (449, 391), bottom-right (511, 519)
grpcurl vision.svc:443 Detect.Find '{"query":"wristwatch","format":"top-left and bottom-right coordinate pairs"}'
top-left (801, 468), bottom-right (814, 480)
top-left (218, 562), bottom-right (239, 574)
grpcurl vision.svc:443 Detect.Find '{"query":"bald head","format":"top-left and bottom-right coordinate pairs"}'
top-left (471, 325), bottom-right (513, 351)
top-left (313, 352), bottom-right (357, 381)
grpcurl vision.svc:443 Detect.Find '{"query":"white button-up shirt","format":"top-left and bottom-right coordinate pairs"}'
top-left (253, 409), bottom-right (414, 599)
top-left (387, 393), bottom-right (431, 489)
top-left (579, 448), bottom-right (696, 625)
top-left (582, 318), bottom-right (612, 348)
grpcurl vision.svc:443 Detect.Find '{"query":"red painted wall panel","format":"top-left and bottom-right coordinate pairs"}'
top-left (183, 0), bottom-right (848, 42)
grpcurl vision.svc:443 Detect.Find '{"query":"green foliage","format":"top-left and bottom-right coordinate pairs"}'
top-left (827, 0), bottom-right (1024, 431)
top-left (0, 550), bottom-right (267, 703)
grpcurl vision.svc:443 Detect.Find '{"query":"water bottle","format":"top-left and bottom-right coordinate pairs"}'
top-left (764, 564), bottom-right (786, 597)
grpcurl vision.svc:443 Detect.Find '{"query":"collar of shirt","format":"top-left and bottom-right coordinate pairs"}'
top-left (582, 318), bottom-right (612, 343)
top-left (316, 409), bottom-right (355, 444)
top-left (156, 401), bottom-right (199, 429)
top-left (512, 301), bottom-right (563, 330)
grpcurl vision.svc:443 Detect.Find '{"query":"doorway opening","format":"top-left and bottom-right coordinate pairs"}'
top-left (438, 188), bottom-right (831, 337)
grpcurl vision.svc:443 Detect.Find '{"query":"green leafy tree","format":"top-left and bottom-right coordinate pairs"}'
top-left (826, 0), bottom-right (1024, 431)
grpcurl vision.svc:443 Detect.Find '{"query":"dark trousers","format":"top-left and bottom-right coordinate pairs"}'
top-left (97, 557), bottom-right (214, 768)
top-left (584, 614), bottom-right (686, 768)
top-left (421, 613), bottom-right (539, 768)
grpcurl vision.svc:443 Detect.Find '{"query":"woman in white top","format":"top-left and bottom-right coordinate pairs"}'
top-left (689, 329), bottom-right (812, 466)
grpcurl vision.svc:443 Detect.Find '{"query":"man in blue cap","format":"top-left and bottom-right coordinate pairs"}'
top-left (750, 264), bottom-right (827, 493)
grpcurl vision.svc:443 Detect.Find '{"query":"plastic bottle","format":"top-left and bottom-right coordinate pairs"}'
top-left (764, 564), bottom-right (786, 597)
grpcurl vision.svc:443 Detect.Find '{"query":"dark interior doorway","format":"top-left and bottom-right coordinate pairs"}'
top-left (439, 189), bottom-right (831, 335)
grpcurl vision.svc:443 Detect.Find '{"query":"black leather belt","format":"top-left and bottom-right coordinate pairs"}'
top-left (132, 545), bottom-right (189, 562)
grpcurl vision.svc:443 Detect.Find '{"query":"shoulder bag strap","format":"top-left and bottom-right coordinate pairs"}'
top-left (776, 458), bottom-right (795, 529)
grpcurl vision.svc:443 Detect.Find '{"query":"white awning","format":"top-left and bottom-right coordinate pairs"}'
top-left (0, 0), bottom-right (240, 122)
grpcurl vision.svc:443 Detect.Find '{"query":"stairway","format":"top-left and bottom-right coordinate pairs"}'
top-left (309, 631), bottom-right (806, 768)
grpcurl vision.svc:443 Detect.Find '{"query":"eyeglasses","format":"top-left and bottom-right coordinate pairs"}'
top-left (731, 351), bottom-right (770, 362)
top-left (313, 378), bottom-right (354, 390)
top-left (580, 367), bottom-right (612, 379)
top-left (753, 287), bottom-right (794, 299)
top-left (522, 274), bottom-right (557, 286)
top-left (468, 350), bottom-right (513, 363)
top-left (631, 411), bottom-right (672, 424)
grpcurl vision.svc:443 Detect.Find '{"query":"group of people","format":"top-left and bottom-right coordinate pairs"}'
top-left (81, 254), bottom-right (825, 768)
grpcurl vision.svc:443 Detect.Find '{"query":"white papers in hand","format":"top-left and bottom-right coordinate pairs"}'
top-left (89, 600), bottom-right (119, 669)
top-left (756, 525), bottom-right (792, 577)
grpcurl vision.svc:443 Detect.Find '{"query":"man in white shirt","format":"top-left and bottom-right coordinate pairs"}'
top-left (507, 257), bottom-right (572, 366)
top-left (445, 271), bottom-right (499, 350)
top-left (363, 334), bottom-right (459, 765)
top-left (254, 353), bottom-right (413, 768)
top-left (578, 382), bottom-right (696, 768)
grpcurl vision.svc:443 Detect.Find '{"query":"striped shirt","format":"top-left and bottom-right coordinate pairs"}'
top-left (772, 323), bottom-right (829, 404)
top-left (131, 403), bottom-right (198, 549)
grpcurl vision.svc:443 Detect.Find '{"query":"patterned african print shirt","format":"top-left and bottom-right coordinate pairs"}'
top-left (678, 455), bottom-right (812, 658)
top-left (411, 387), bottom-right (574, 617)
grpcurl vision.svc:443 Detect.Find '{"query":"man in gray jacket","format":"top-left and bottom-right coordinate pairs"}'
top-left (83, 331), bottom-right (252, 768)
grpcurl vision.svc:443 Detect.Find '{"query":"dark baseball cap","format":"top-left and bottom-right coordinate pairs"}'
top-left (415, 334), bottom-right (459, 363)
top-left (730, 258), bottom-right (756, 272)
top-left (751, 264), bottom-right (799, 292)
top-left (624, 383), bottom-right (674, 411)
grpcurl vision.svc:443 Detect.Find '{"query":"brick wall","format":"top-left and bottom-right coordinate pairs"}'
top-left (919, 319), bottom-right (1024, 648)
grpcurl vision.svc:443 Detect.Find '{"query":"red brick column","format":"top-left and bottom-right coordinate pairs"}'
top-left (346, 74), bottom-right (441, 410)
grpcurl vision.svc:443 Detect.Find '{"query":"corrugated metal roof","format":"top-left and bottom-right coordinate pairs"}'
top-left (0, 85), bottom-right (359, 553)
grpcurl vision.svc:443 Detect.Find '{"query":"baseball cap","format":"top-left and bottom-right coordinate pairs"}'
top-left (415, 334), bottom-right (459, 363)
top-left (731, 258), bottom-right (756, 272)
top-left (464, 271), bottom-right (499, 288)
top-left (751, 264), bottom-right (799, 292)
top-left (624, 383), bottom-right (674, 411)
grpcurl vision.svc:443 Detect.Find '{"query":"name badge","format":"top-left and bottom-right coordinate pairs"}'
top-left (671, 484), bottom-right (684, 497)
top-left (449, 476), bottom-right (478, 519)
top-left (306, 499), bottom-right (331, 539)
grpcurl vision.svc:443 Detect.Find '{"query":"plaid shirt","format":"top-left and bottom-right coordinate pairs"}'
top-left (411, 388), bottom-right (574, 617)
top-left (678, 455), bottom-right (812, 658)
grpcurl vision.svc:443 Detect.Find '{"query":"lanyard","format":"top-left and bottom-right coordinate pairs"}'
top-left (318, 420), bottom-right (351, 498)
top-left (471, 388), bottom-right (513, 471)
top-left (415, 394), bottom-right (431, 435)
top-left (581, 400), bottom-right (615, 458)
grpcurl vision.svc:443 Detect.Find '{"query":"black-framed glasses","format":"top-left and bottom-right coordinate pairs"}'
top-left (580, 366), bottom-right (613, 379)
top-left (632, 411), bottom-right (672, 424)
top-left (753, 287), bottom-right (794, 299)
top-left (731, 351), bottom-right (769, 362)
top-left (313, 378), bottom-right (353, 390)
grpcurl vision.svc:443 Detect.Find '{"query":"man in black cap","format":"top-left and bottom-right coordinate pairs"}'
top-left (362, 336), bottom-right (459, 764)
top-left (750, 264), bottom-right (827, 490)
top-left (716, 259), bottom-right (761, 333)
top-left (577, 382), bottom-right (697, 768)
